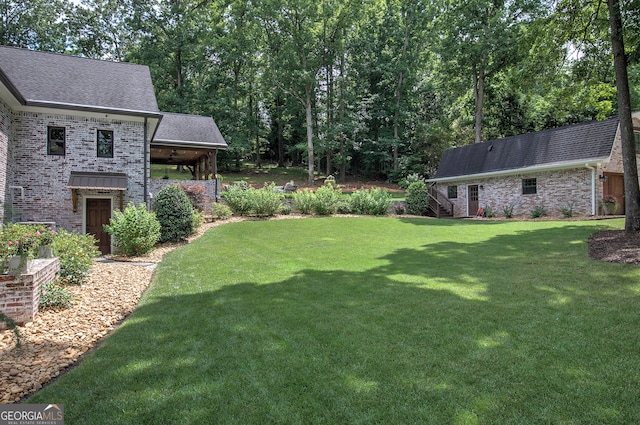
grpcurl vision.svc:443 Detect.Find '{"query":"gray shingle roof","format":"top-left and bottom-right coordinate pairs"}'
top-left (0, 45), bottom-right (160, 116)
top-left (153, 112), bottom-right (228, 149)
top-left (433, 117), bottom-right (620, 180)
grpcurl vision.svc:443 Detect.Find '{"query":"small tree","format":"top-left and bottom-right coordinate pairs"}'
top-left (152, 185), bottom-right (194, 243)
top-left (104, 202), bottom-right (161, 256)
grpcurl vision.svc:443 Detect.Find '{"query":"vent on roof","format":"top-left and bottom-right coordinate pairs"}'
top-left (487, 145), bottom-right (493, 152)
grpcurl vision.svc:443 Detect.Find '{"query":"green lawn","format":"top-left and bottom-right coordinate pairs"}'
top-left (29, 218), bottom-right (640, 424)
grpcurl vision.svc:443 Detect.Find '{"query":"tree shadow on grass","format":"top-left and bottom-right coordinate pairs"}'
top-left (30, 224), bottom-right (640, 424)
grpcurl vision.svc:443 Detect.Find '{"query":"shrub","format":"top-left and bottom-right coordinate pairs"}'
top-left (53, 229), bottom-right (100, 285)
top-left (211, 202), bottom-right (233, 220)
top-left (336, 199), bottom-right (352, 214)
top-left (398, 173), bottom-right (424, 190)
top-left (503, 204), bottom-right (515, 219)
top-left (104, 202), bottom-right (161, 256)
top-left (313, 183), bottom-right (342, 215)
top-left (279, 204), bottom-right (292, 215)
top-left (192, 209), bottom-right (205, 231)
top-left (349, 187), bottom-right (392, 215)
top-left (251, 183), bottom-right (284, 217)
top-left (0, 312), bottom-right (21, 349)
top-left (406, 181), bottom-right (429, 216)
top-left (179, 182), bottom-right (207, 211)
top-left (483, 206), bottom-right (496, 218)
top-left (293, 189), bottom-right (316, 215)
top-left (40, 280), bottom-right (73, 310)
top-left (559, 204), bottom-right (573, 218)
top-left (394, 203), bottom-right (406, 215)
top-left (222, 183), bottom-right (252, 216)
top-left (153, 185), bottom-right (194, 242)
top-left (530, 205), bottom-right (547, 219)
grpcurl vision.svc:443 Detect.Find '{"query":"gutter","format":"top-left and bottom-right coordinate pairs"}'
top-left (144, 117), bottom-right (149, 208)
top-left (427, 157), bottom-right (610, 184)
top-left (585, 163), bottom-right (597, 215)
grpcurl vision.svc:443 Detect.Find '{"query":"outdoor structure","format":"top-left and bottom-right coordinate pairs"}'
top-left (0, 46), bottom-right (227, 253)
top-left (427, 112), bottom-right (640, 218)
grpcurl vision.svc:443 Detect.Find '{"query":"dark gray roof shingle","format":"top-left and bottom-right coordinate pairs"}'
top-left (0, 45), bottom-right (160, 115)
top-left (434, 117), bottom-right (620, 180)
top-left (153, 112), bottom-right (228, 148)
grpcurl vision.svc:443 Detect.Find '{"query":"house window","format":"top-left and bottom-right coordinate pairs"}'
top-left (522, 178), bottom-right (537, 195)
top-left (47, 126), bottom-right (65, 156)
top-left (447, 185), bottom-right (458, 199)
top-left (97, 130), bottom-right (114, 158)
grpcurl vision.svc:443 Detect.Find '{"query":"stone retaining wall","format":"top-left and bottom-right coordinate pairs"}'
top-left (0, 258), bottom-right (60, 327)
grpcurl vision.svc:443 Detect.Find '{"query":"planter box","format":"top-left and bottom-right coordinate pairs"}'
top-left (0, 258), bottom-right (60, 328)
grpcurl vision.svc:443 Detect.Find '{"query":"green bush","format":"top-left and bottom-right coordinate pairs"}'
top-left (503, 204), bottom-right (515, 218)
top-left (406, 181), bottom-right (429, 216)
top-left (336, 199), bottom-right (352, 214)
top-left (222, 183), bottom-right (252, 216)
top-left (398, 173), bottom-right (424, 190)
top-left (40, 280), bottom-right (73, 310)
top-left (293, 189), bottom-right (316, 215)
top-left (211, 202), bottom-right (233, 220)
top-left (251, 183), bottom-right (284, 217)
top-left (279, 204), bottom-right (292, 215)
top-left (349, 187), bottom-right (392, 215)
top-left (530, 205), bottom-right (547, 219)
top-left (559, 204), bottom-right (573, 218)
top-left (153, 185), bottom-right (194, 242)
top-left (313, 183), bottom-right (342, 215)
top-left (104, 202), bottom-right (161, 256)
top-left (192, 209), bottom-right (205, 231)
top-left (53, 229), bottom-right (100, 285)
top-left (483, 206), bottom-right (496, 218)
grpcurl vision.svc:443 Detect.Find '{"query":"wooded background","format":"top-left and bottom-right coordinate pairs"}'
top-left (2, 0), bottom-right (639, 182)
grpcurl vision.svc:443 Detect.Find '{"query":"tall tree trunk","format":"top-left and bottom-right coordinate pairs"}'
top-left (393, 5), bottom-right (412, 170)
top-left (607, 0), bottom-right (640, 231)
top-left (306, 84), bottom-right (314, 185)
top-left (276, 94), bottom-right (285, 167)
top-left (473, 63), bottom-right (485, 144)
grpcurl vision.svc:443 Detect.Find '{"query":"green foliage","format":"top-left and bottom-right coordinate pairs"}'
top-left (0, 223), bottom-right (41, 261)
top-left (398, 173), bottom-right (424, 190)
top-left (222, 183), bottom-right (253, 216)
top-left (336, 199), bottom-right (352, 214)
top-left (405, 181), bottom-right (429, 216)
top-left (348, 188), bottom-right (392, 215)
top-left (221, 183), bottom-right (284, 217)
top-left (211, 202), bottom-right (233, 220)
top-left (192, 210), bottom-right (205, 231)
top-left (292, 189), bottom-right (316, 215)
top-left (559, 204), bottom-right (574, 218)
top-left (530, 205), bottom-right (547, 219)
top-left (40, 280), bottom-right (73, 310)
top-left (104, 202), bottom-right (161, 257)
top-left (279, 204), bottom-right (292, 215)
top-left (152, 185), bottom-right (194, 243)
top-left (53, 229), bottom-right (100, 285)
top-left (483, 206), bottom-right (496, 218)
top-left (0, 312), bottom-right (21, 349)
top-left (251, 183), bottom-right (285, 217)
top-left (503, 204), bottom-right (515, 218)
top-left (312, 183), bottom-right (342, 215)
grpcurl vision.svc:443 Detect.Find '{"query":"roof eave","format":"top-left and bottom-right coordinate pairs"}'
top-left (427, 158), bottom-right (607, 183)
top-left (152, 139), bottom-right (228, 150)
top-left (24, 100), bottom-right (163, 118)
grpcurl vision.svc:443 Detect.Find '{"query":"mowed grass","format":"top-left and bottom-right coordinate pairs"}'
top-left (29, 218), bottom-right (640, 424)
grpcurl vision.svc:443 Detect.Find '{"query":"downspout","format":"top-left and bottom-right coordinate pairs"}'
top-left (144, 117), bottom-right (149, 208)
top-left (585, 164), bottom-right (596, 215)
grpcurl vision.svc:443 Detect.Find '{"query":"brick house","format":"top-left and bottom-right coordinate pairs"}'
top-left (427, 113), bottom-right (640, 218)
top-left (0, 46), bottom-right (227, 253)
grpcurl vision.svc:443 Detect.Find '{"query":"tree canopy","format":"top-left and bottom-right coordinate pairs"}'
top-left (2, 0), bottom-right (639, 182)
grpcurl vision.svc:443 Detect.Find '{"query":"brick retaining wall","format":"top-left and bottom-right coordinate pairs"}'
top-left (0, 258), bottom-right (60, 327)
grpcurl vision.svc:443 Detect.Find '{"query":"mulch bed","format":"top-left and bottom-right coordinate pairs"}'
top-left (588, 229), bottom-right (640, 265)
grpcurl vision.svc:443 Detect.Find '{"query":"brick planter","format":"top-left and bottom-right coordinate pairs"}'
top-left (0, 258), bottom-right (59, 327)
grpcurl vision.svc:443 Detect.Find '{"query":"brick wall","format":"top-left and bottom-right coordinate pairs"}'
top-left (0, 99), bottom-right (9, 223)
top-left (436, 167), bottom-right (598, 218)
top-left (0, 258), bottom-right (60, 327)
top-left (8, 111), bottom-right (147, 231)
top-left (149, 179), bottom-right (221, 204)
